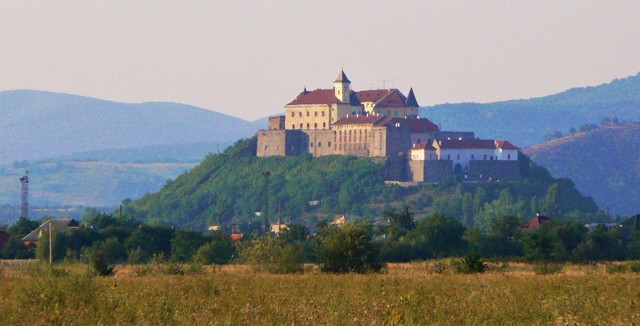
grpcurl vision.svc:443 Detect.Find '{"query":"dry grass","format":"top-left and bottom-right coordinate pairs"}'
top-left (0, 262), bottom-right (638, 325)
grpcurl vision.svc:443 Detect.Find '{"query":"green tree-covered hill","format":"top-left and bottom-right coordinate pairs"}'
top-left (124, 138), bottom-right (606, 231)
top-left (525, 122), bottom-right (640, 216)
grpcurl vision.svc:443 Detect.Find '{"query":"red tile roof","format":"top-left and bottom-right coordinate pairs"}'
top-left (230, 233), bottom-right (244, 241)
top-left (333, 114), bottom-right (386, 126)
top-left (521, 215), bottom-right (551, 231)
top-left (436, 139), bottom-right (519, 150)
top-left (287, 89), bottom-right (342, 106)
top-left (356, 89), bottom-right (391, 103)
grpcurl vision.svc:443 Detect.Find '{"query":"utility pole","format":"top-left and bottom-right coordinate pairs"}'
top-left (49, 219), bottom-right (53, 264)
top-left (261, 169), bottom-right (271, 234)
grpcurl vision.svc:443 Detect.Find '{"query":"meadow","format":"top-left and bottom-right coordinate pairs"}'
top-left (0, 261), bottom-right (638, 325)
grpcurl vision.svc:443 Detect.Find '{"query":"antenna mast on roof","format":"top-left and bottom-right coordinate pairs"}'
top-left (20, 171), bottom-right (29, 219)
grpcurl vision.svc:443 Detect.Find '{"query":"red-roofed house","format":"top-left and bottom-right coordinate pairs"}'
top-left (520, 213), bottom-right (551, 231)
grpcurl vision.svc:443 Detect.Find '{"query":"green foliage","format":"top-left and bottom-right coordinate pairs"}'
top-left (455, 252), bottom-right (486, 274)
top-left (194, 233), bottom-right (236, 265)
top-left (89, 249), bottom-right (115, 276)
top-left (124, 139), bottom-right (399, 230)
top-left (170, 229), bottom-right (206, 262)
top-left (314, 222), bottom-right (382, 273)
top-left (238, 235), bottom-right (305, 274)
top-left (384, 206), bottom-right (415, 230)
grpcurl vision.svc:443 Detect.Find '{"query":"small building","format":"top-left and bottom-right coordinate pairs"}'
top-left (270, 222), bottom-right (289, 235)
top-left (22, 218), bottom-right (79, 246)
top-left (230, 233), bottom-right (244, 242)
top-left (520, 213), bottom-right (551, 231)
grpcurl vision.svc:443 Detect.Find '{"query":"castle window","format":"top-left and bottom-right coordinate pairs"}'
top-left (314, 123), bottom-right (318, 129)
top-left (307, 111), bottom-right (310, 117)
top-left (310, 142), bottom-right (314, 148)
top-left (484, 155), bottom-right (487, 160)
top-left (300, 123), bottom-right (303, 128)
top-left (307, 123), bottom-right (310, 128)
top-left (508, 154), bottom-right (511, 160)
top-left (490, 156), bottom-right (493, 160)
top-left (299, 112), bottom-right (302, 117)
top-left (318, 142), bottom-right (322, 147)
top-left (323, 122), bottom-right (326, 128)
top-left (315, 111), bottom-right (318, 117)
top-left (263, 145), bottom-right (268, 150)
top-left (328, 141), bottom-right (331, 147)
top-left (447, 154), bottom-right (451, 160)
top-left (471, 154), bottom-right (475, 160)
top-left (322, 111), bottom-right (326, 117)
top-left (394, 111), bottom-right (399, 117)
top-left (457, 154), bottom-right (460, 160)
top-left (292, 124), bottom-right (295, 129)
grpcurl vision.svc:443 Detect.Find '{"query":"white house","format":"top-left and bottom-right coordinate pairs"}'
top-left (426, 139), bottom-right (519, 172)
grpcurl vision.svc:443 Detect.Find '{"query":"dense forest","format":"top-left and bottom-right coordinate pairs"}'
top-left (123, 137), bottom-right (607, 232)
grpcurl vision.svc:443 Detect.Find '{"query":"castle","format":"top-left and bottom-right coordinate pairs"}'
top-left (257, 70), bottom-right (520, 182)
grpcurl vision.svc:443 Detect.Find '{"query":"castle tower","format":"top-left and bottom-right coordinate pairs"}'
top-left (405, 87), bottom-right (419, 107)
top-left (334, 69), bottom-right (351, 103)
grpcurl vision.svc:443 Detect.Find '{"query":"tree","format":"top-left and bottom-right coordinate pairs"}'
top-left (314, 222), bottom-right (382, 273)
top-left (384, 206), bottom-right (415, 230)
top-left (402, 214), bottom-right (467, 259)
top-left (194, 232), bottom-right (236, 265)
top-left (171, 229), bottom-right (206, 262)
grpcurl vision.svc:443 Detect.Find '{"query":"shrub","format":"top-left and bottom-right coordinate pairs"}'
top-left (238, 235), bottom-right (304, 274)
top-left (89, 250), bottom-right (114, 276)
top-left (314, 222), bottom-right (383, 274)
top-left (455, 252), bottom-right (485, 274)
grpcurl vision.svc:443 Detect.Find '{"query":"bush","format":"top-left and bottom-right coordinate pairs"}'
top-left (314, 222), bottom-right (383, 274)
top-left (89, 250), bottom-right (114, 276)
top-left (238, 235), bottom-right (304, 274)
top-left (455, 252), bottom-right (485, 274)
top-left (606, 261), bottom-right (640, 274)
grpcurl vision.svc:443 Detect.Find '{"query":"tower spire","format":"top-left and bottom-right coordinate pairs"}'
top-left (334, 69), bottom-right (351, 103)
top-left (405, 87), bottom-right (419, 107)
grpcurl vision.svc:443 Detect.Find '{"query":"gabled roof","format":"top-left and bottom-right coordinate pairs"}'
top-left (405, 88), bottom-right (419, 107)
top-left (356, 89), bottom-right (409, 108)
top-left (334, 70), bottom-right (351, 83)
top-left (521, 214), bottom-right (551, 231)
top-left (412, 142), bottom-right (436, 151)
top-left (333, 114), bottom-right (386, 126)
top-left (287, 89), bottom-right (343, 106)
top-left (384, 118), bottom-right (439, 133)
top-left (22, 218), bottom-right (79, 242)
top-left (435, 139), bottom-right (519, 150)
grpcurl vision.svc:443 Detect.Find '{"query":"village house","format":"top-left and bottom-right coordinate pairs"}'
top-left (22, 217), bottom-right (79, 247)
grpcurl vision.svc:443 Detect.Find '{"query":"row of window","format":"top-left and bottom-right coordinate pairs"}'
top-left (291, 111), bottom-right (326, 117)
top-left (291, 122), bottom-right (327, 129)
top-left (309, 141), bottom-right (332, 148)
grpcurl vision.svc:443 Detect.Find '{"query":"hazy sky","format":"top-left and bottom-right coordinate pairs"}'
top-left (2, 1), bottom-right (640, 120)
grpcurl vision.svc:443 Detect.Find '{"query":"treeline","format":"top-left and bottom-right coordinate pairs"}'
top-left (543, 116), bottom-right (628, 142)
top-left (124, 138), bottom-right (605, 232)
top-left (3, 210), bottom-right (639, 272)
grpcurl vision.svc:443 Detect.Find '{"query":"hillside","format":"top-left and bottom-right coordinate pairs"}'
top-left (0, 90), bottom-right (263, 163)
top-left (124, 138), bottom-right (603, 231)
top-left (525, 122), bottom-right (640, 216)
top-left (420, 72), bottom-right (640, 147)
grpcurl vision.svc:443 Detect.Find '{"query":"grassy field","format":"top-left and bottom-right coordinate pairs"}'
top-left (0, 262), bottom-right (639, 325)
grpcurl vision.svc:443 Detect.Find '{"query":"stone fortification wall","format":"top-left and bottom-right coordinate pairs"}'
top-left (470, 160), bottom-right (521, 180)
top-left (306, 130), bottom-right (335, 157)
top-left (256, 130), bottom-right (308, 157)
top-left (409, 160), bottom-right (452, 182)
top-left (268, 116), bottom-right (286, 130)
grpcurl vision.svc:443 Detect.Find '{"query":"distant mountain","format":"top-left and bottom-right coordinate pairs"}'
top-left (420, 72), bottom-right (640, 147)
top-left (55, 141), bottom-right (232, 163)
top-left (524, 122), bottom-right (640, 216)
top-left (0, 90), bottom-right (263, 163)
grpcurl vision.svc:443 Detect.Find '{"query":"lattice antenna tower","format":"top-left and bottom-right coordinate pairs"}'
top-left (20, 170), bottom-right (29, 218)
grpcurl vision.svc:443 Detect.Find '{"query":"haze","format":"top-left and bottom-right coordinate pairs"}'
top-left (1, 1), bottom-right (640, 121)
